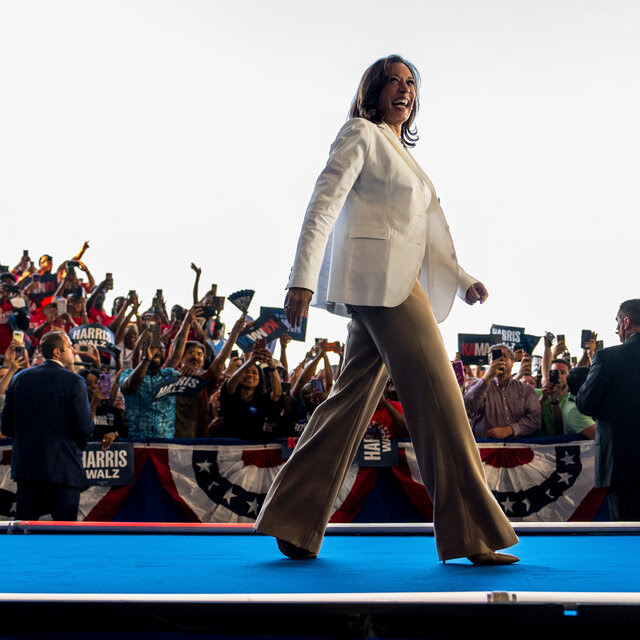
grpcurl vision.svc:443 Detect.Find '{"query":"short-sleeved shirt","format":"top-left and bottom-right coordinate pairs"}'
top-left (562, 393), bottom-right (594, 436)
top-left (119, 367), bottom-right (180, 438)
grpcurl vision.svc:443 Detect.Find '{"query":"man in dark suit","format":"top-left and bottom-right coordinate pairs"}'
top-left (1, 331), bottom-right (93, 520)
top-left (577, 299), bottom-right (640, 520)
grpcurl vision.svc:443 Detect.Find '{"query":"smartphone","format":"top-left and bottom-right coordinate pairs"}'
top-left (596, 340), bottom-right (604, 351)
top-left (156, 289), bottom-right (163, 297)
top-left (580, 330), bottom-right (594, 349)
top-left (491, 347), bottom-right (503, 361)
top-left (56, 298), bottom-right (67, 315)
top-left (571, 356), bottom-right (578, 366)
top-left (549, 370), bottom-right (560, 385)
top-left (78, 345), bottom-right (90, 353)
top-left (201, 305), bottom-right (217, 318)
top-left (315, 338), bottom-right (326, 344)
top-left (210, 284), bottom-right (217, 296)
top-left (311, 378), bottom-right (324, 394)
top-left (22, 250), bottom-right (29, 257)
top-left (12, 330), bottom-right (24, 345)
top-left (106, 273), bottom-right (112, 280)
top-left (230, 350), bottom-right (238, 358)
top-left (557, 334), bottom-right (565, 344)
top-left (150, 323), bottom-right (161, 348)
top-left (67, 261), bottom-right (79, 268)
top-left (254, 338), bottom-right (266, 350)
top-left (451, 361), bottom-right (465, 386)
top-left (98, 373), bottom-right (111, 396)
top-left (546, 332), bottom-right (555, 344)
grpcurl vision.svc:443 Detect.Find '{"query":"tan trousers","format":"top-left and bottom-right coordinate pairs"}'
top-left (254, 281), bottom-right (518, 560)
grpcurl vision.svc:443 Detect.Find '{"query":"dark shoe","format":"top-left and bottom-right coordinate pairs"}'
top-left (277, 538), bottom-right (317, 559)
top-left (467, 552), bottom-right (520, 565)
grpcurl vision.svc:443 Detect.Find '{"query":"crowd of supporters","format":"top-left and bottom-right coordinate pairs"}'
top-left (0, 245), bottom-right (597, 447)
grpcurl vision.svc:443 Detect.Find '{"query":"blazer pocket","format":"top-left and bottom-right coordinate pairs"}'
top-left (349, 225), bottom-right (391, 240)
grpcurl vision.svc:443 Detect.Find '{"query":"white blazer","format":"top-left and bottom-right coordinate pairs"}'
top-left (287, 118), bottom-right (477, 323)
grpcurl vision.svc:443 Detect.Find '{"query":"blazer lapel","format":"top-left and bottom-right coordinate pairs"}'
top-left (377, 122), bottom-right (437, 196)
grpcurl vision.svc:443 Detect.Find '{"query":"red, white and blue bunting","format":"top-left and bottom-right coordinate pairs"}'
top-left (0, 440), bottom-right (605, 522)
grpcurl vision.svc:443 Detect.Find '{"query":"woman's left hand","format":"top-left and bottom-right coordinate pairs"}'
top-left (465, 282), bottom-right (488, 305)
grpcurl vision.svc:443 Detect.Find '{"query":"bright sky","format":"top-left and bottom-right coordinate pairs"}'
top-left (1, 0), bottom-right (638, 367)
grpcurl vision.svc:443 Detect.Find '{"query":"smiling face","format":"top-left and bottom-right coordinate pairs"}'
top-left (182, 344), bottom-right (205, 371)
top-left (240, 364), bottom-right (260, 390)
top-left (377, 62), bottom-right (416, 135)
top-left (85, 372), bottom-right (99, 396)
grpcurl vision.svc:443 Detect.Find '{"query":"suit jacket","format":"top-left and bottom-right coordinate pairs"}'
top-left (288, 117), bottom-right (477, 322)
top-left (576, 332), bottom-right (640, 488)
top-left (1, 360), bottom-right (93, 487)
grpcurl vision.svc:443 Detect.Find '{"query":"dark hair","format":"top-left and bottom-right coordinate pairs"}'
top-left (619, 299), bottom-right (640, 327)
top-left (491, 343), bottom-right (515, 360)
top-left (567, 366), bottom-right (590, 395)
top-left (79, 367), bottom-right (102, 380)
top-left (551, 358), bottom-right (571, 371)
top-left (40, 331), bottom-right (68, 359)
top-left (350, 55), bottom-right (420, 148)
top-left (184, 340), bottom-right (205, 353)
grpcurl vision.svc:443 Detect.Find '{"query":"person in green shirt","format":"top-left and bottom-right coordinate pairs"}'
top-left (562, 366), bottom-right (595, 439)
top-left (535, 358), bottom-right (570, 436)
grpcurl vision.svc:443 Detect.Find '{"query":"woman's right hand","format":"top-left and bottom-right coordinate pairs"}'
top-left (284, 287), bottom-right (313, 328)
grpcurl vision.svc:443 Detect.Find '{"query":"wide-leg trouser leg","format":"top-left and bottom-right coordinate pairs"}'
top-left (254, 308), bottom-right (390, 554)
top-left (254, 281), bottom-right (518, 560)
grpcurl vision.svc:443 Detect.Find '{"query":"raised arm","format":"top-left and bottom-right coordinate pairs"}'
top-left (165, 306), bottom-right (203, 369)
top-left (191, 263), bottom-right (202, 306)
top-left (206, 313), bottom-right (247, 379)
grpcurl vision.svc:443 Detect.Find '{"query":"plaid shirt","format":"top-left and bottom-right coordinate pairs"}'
top-left (120, 368), bottom-right (180, 438)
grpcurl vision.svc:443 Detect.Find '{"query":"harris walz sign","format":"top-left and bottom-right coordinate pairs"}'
top-left (69, 323), bottom-right (119, 358)
top-left (83, 442), bottom-right (134, 486)
top-left (153, 375), bottom-right (208, 401)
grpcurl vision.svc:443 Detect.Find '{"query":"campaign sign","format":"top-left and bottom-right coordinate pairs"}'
top-left (154, 375), bottom-right (208, 401)
top-left (82, 442), bottom-right (134, 486)
top-left (280, 437), bottom-right (299, 460)
top-left (236, 311), bottom-right (288, 353)
top-left (516, 334), bottom-right (541, 354)
top-left (356, 437), bottom-right (399, 467)
top-left (458, 333), bottom-right (501, 365)
top-left (260, 306), bottom-right (307, 342)
top-left (490, 324), bottom-right (525, 351)
top-left (69, 323), bottom-right (116, 350)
